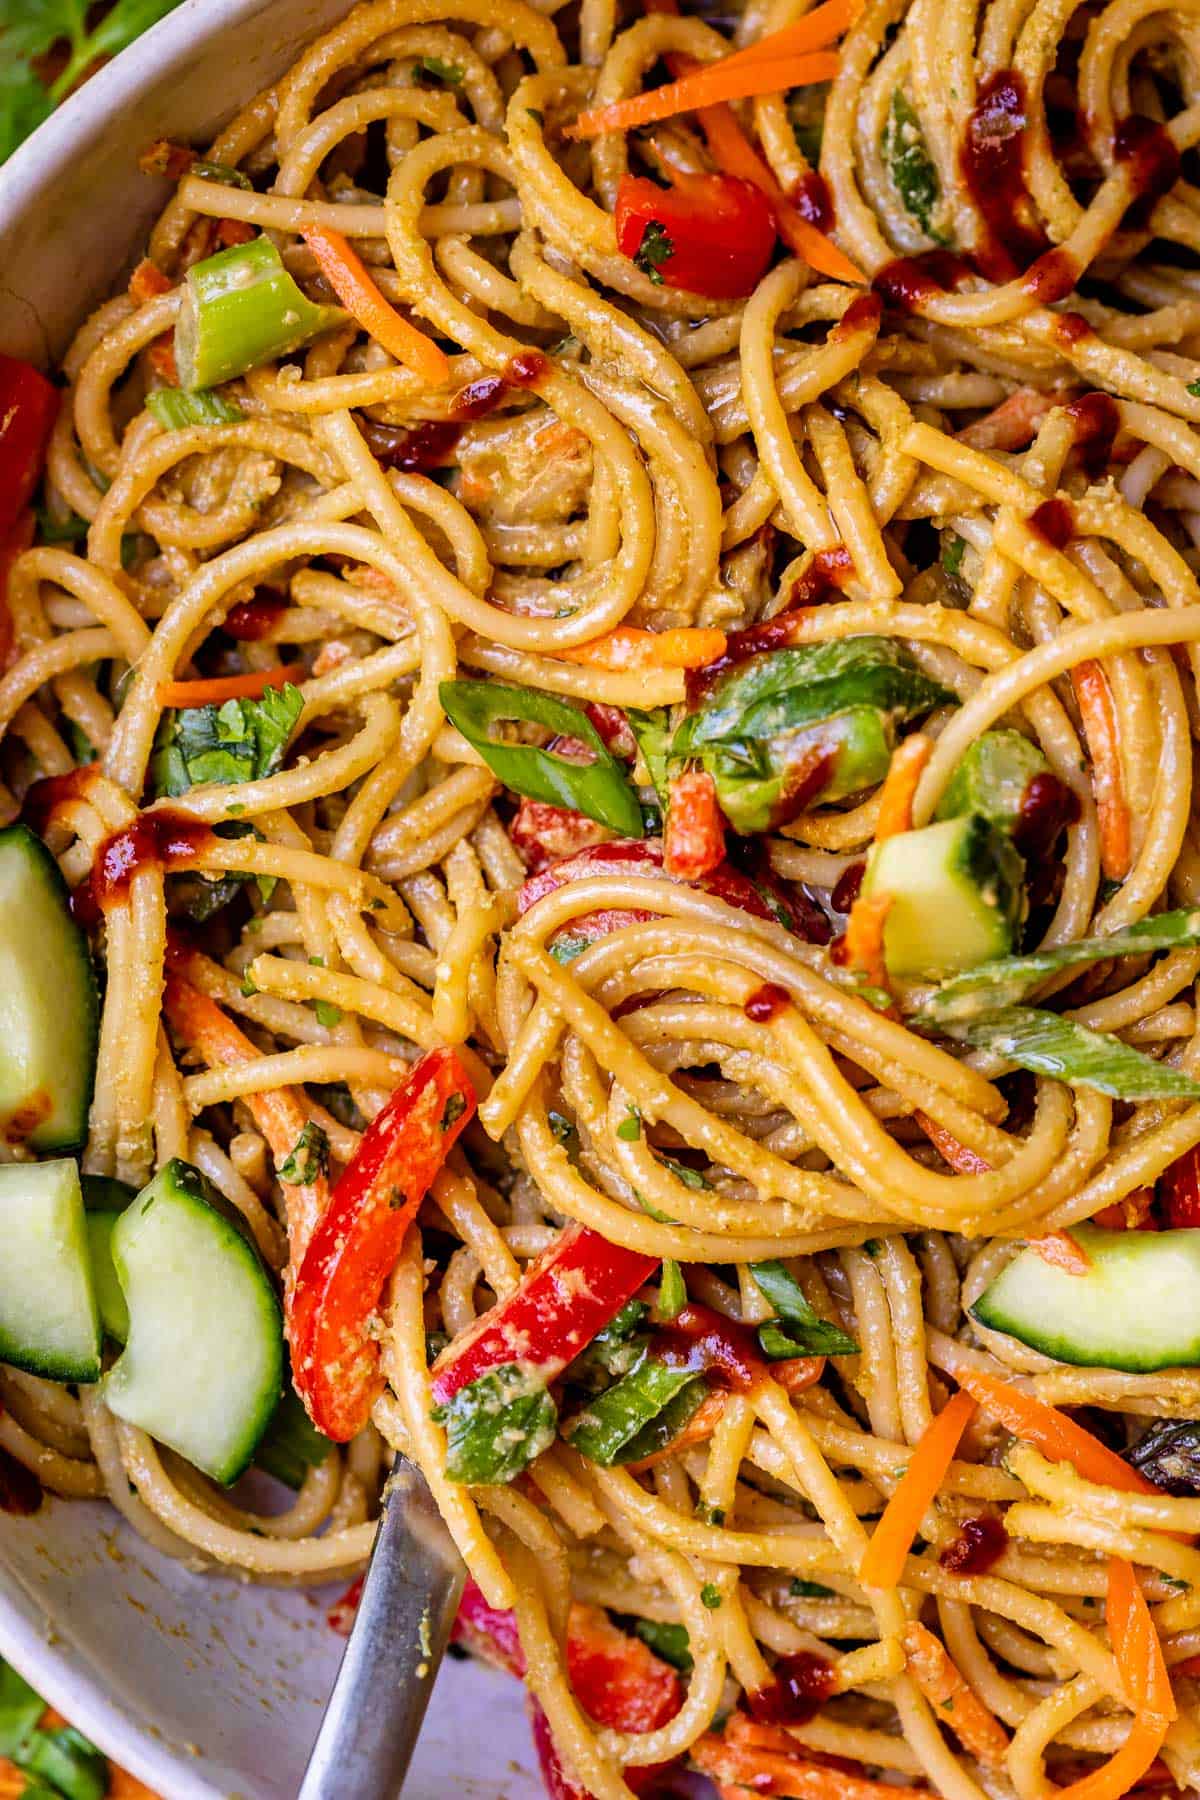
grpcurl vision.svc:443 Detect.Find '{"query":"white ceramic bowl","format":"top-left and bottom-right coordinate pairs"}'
top-left (0, 8), bottom-right (540, 1795)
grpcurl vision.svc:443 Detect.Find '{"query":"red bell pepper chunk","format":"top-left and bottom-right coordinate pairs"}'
top-left (1161, 1145), bottom-right (1200, 1229)
top-left (290, 1046), bottom-right (476, 1440)
top-left (510, 797), bottom-right (615, 874)
top-left (0, 356), bottom-right (60, 540)
top-left (430, 1222), bottom-right (658, 1406)
top-left (663, 768), bottom-right (726, 881)
top-left (454, 1580), bottom-right (682, 1798)
top-left (517, 837), bottom-right (819, 935)
top-left (614, 171), bottom-right (776, 299)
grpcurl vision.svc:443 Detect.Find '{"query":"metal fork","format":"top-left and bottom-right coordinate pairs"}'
top-left (298, 1454), bottom-right (465, 1798)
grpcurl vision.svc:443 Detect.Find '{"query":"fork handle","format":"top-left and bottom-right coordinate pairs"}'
top-left (298, 1454), bottom-right (465, 1799)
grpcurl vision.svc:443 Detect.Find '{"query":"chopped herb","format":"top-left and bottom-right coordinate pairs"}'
top-left (632, 1619), bottom-right (692, 1672)
top-left (790, 1577), bottom-right (835, 1598)
top-left (701, 1583), bottom-right (722, 1610)
top-left (749, 1261), bottom-right (859, 1356)
top-left (277, 1121), bottom-right (330, 1185)
top-left (151, 682), bottom-right (303, 798)
top-left (416, 55), bottom-right (463, 85)
top-left (191, 158), bottom-right (254, 189)
top-left (441, 1091), bottom-right (468, 1131)
top-left (240, 972), bottom-right (258, 997)
top-left (435, 1363), bottom-right (557, 1485)
top-left (656, 1154), bottom-right (710, 1191)
top-left (314, 1000), bottom-right (343, 1028)
top-left (695, 1501), bottom-right (725, 1526)
top-left (882, 89), bottom-right (946, 241)
top-left (942, 533), bottom-right (966, 578)
top-left (1188, 380), bottom-right (1200, 398)
top-left (526, 107), bottom-right (545, 125)
top-left (548, 1109), bottom-right (577, 1144)
top-left (34, 504), bottom-right (88, 544)
top-left (634, 220), bottom-right (674, 285)
top-left (653, 1258), bottom-right (686, 1324)
top-left (616, 1105), bottom-right (642, 1142)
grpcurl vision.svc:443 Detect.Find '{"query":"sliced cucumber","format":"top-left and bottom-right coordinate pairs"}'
top-left (973, 1226), bottom-right (1200, 1371)
top-left (861, 813), bottom-right (1025, 979)
top-left (82, 1176), bottom-right (136, 1344)
top-left (0, 1161), bottom-right (101, 1382)
top-left (103, 1159), bottom-right (283, 1483)
top-left (0, 824), bottom-right (98, 1152)
top-left (935, 729), bottom-right (1049, 833)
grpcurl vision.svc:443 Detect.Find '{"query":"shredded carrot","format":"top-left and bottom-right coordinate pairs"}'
top-left (664, 767), bottom-right (726, 880)
top-left (695, 99), bottom-right (865, 284)
top-left (874, 732), bottom-right (932, 841)
top-left (556, 625), bottom-right (727, 672)
top-left (902, 1622), bottom-right (1009, 1765)
top-left (1028, 1229), bottom-right (1092, 1276)
top-left (1107, 1558), bottom-right (1176, 1721)
top-left (301, 226), bottom-right (451, 387)
top-left (162, 971), bottom-right (326, 1281)
top-left (1056, 1713), bottom-right (1171, 1800)
top-left (158, 663), bottom-right (303, 707)
top-left (694, 1724), bottom-right (921, 1798)
top-left (914, 1113), bottom-right (991, 1173)
top-left (840, 890), bottom-right (892, 994)
top-left (858, 1390), bottom-right (977, 1588)
top-left (1071, 659), bottom-right (1131, 882)
top-left (954, 1366), bottom-right (1161, 1496)
top-left (1094, 1186), bottom-right (1156, 1230)
top-left (567, 50), bottom-right (841, 141)
top-left (129, 257), bottom-right (173, 303)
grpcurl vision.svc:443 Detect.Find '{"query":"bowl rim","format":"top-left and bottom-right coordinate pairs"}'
top-left (0, 5), bottom-right (337, 1794)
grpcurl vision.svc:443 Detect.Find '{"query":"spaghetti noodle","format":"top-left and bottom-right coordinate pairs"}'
top-left (5, 0), bottom-right (1200, 1793)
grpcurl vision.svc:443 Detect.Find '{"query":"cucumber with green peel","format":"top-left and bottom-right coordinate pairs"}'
top-left (861, 813), bottom-right (1025, 979)
top-left (82, 1176), bottom-right (136, 1343)
top-left (103, 1159), bottom-right (283, 1484)
top-left (935, 729), bottom-right (1050, 832)
top-left (0, 823), bottom-right (98, 1152)
top-left (973, 1226), bottom-right (1200, 1371)
top-left (0, 1161), bottom-right (101, 1383)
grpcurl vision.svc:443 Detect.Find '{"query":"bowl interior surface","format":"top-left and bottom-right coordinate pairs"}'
top-left (0, 4), bottom-right (540, 1793)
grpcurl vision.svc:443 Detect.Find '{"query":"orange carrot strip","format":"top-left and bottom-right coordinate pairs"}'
top-left (158, 664), bottom-right (303, 706)
top-left (664, 767), bottom-right (726, 879)
top-left (666, 0), bottom-right (862, 73)
top-left (859, 1391), bottom-right (977, 1588)
top-left (694, 100), bottom-right (866, 284)
top-left (874, 733), bottom-right (932, 841)
top-left (1071, 659), bottom-right (1131, 882)
top-left (556, 625), bottom-right (727, 672)
top-left (162, 972), bottom-right (327, 1279)
top-left (914, 1113), bottom-right (992, 1174)
top-left (694, 1730), bottom-right (921, 1798)
top-left (129, 257), bottom-right (173, 303)
top-left (954, 1366), bottom-right (1161, 1496)
top-left (301, 226), bottom-right (451, 387)
top-left (1108, 1558), bottom-right (1176, 1722)
top-left (1056, 1713), bottom-right (1171, 1800)
top-left (1028, 1229), bottom-right (1091, 1276)
top-left (567, 50), bottom-right (841, 141)
top-left (902, 1621), bottom-right (1009, 1764)
top-left (840, 890), bottom-right (892, 994)
top-left (1094, 1187), bottom-right (1156, 1230)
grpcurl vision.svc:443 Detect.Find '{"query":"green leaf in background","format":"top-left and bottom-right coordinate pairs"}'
top-left (0, 0), bottom-right (187, 164)
top-left (918, 908), bottom-right (1200, 1025)
top-left (943, 1007), bottom-right (1200, 1101)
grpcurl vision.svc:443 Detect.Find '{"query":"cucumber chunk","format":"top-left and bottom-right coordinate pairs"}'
top-left (861, 813), bottom-right (1025, 979)
top-left (0, 1161), bottom-right (101, 1382)
top-left (82, 1176), bottom-right (136, 1344)
top-left (103, 1159), bottom-right (283, 1483)
top-left (0, 824), bottom-right (98, 1151)
top-left (935, 729), bottom-right (1049, 833)
top-left (973, 1226), bottom-right (1200, 1371)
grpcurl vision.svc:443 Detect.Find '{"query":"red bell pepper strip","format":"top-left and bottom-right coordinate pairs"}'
top-left (663, 768), bottom-right (726, 880)
top-left (614, 171), bottom-right (776, 299)
top-left (1161, 1144), bottom-right (1200, 1229)
top-left (454, 1580), bottom-right (682, 1798)
top-left (290, 1047), bottom-right (476, 1440)
top-left (430, 1222), bottom-right (658, 1406)
top-left (0, 356), bottom-right (59, 540)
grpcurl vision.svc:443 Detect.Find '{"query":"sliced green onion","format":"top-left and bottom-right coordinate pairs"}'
top-left (919, 907), bottom-right (1200, 1025)
top-left (256, 1387), bottom-right (333, 1489)
top-left (146, 385), bottom-right (245, 429)
top-left (439, 679), bottom-right (644, 837)
top-left (192, 159), bottom-right (254, 189)
top-left (566, 1350), bottom-right (699, 1465)
top-left (653, 1258), bottom-right (686, 1324)
top-left (939, 1007), bottom-right (1200, 1101)
top-left (175, 236), bottom-right (346, 391)
top-left (750, 1260), bottom-right (859, 1356)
